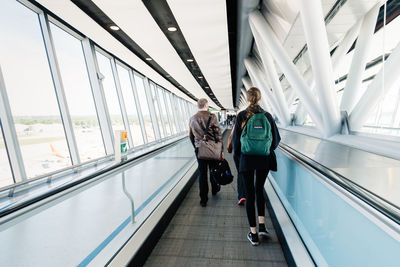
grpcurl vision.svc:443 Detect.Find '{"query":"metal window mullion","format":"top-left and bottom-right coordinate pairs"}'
top-left (169, 94), bottom-right (179, 133)
top-left (154, 85), bottom-right (166, 138)
top-left (129, 71), bottom-right (148, 144)
top-left (144, 78), bottom-right (161, 140)
top-left (111, 59), bottom-right (134, 148)
top-left (39, 13), bottom-right (80, 165)
top-left (162, 90), bottom-right (174, 135)
top-left (0, 67), bottom-right (26, 182)
top-left (168, 93), bottom-right (177, 134)
top-left (81, 38), bottom-right (114, 154)
top-left (185, 101), bottom-right (190, 124)
top-left (172, 94), bottom-right (182, 133)
top-left (172, 95), bottom-right (180, 132)
top-left (183, 101), bottom-right (189, 127)
top-left (178, 98), bottom-right (185, 131)
top-left (174, 95), bottom-right (183, 132)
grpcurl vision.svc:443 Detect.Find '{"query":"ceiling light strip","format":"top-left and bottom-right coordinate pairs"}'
top-left (70, 0), bottom-right (198, 101)
top-left (142, 0), bottom-right (224, 108)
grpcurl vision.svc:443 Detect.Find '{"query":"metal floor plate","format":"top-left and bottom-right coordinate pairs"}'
top-left (144, 131), bottom-right (288, 267)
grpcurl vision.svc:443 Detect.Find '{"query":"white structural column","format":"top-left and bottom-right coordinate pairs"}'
top-left (242, 77), bottom-right (253, 90)
top-left (287, 88), bottom-right (297, 107)
top-left (245, 58), bottom-right (284, 123)
top-left (250, 21), bottom-right (291, 126)
top-left (331, 20), bottom-right (363, 74)
top-left (295, 103), bottom-right (308, 125)
top-left (241, 88), bottom-right (247, 98)
top-left (341, 3), bottom-right (381, 114)
top-left (302, 19), bottom-right (363, 88)
top-left (349, 40), bottom-right (400, 130)
top-left (249, 11), bottom-right (323, 132)
top-left (299, 0), bottom-right (341, 136)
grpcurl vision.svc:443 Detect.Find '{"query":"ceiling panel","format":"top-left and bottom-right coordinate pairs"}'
top-left (91, 0), bottom-right (217, 106)
top-left (167, 0), bottom-right (233, 108)
top-left (36, 0), bottom-right (197, 103)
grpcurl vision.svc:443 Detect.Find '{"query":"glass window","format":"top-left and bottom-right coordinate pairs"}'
top-left (157, 87), bottom-right (171, 136)
top-left (149, 82), bottom-right (164, 138)
top-left (165, 92), bottom-right (177, 134)
top-left (50, 23), bottom-right (105, 162)
top-left (0, 124), bottom-right (13, 187)
top-left (134, 74), bottom-right (155, 142)
top-left (0, 0), bottom-right (71, 178)
top-left (177, 98), bottom-right (186, 131)
top-left (95, 51), bottom-right (125, 135)
top-left (338, 13), bottom-right (400, 137)
top-left (116, 64), bottom-right (144, 146)
top-left (184, 101), bottom-right (190, 124)
top-left (172, 95), bottom-right (182, 132)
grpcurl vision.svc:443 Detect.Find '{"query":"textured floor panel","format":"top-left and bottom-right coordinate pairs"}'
top-left (145, 255), bottom-right (287, 267)
top-left (144, 130), bottom-right (287, 266)
top-left (169, 213), bottom-right (274, 229)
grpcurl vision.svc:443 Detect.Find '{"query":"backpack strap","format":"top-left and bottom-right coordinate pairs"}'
top-left (203, 114), bottom-right (213, 140)
top-left (203, 114), bottom-right (220, 143)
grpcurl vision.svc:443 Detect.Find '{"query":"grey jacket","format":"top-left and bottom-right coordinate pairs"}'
top-left (189, 111), bottom-right (222, 148)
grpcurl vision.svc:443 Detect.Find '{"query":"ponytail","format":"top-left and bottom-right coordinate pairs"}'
top-left (242, 87), bottom-right (262, 129)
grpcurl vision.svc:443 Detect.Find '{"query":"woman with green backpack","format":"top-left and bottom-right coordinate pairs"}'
top-left (232, 87), bottom-right (281, 246)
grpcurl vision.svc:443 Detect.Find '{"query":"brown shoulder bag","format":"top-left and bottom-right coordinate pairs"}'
top-left (197, 115), bottom-right (223, 161)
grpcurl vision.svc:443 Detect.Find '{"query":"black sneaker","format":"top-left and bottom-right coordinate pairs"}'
top-left (247, 232), bottom-right (259, 246)
top-left (259, 224), bottom-right (270, 238)
top-left (200, 201), bottom-right (207, 207)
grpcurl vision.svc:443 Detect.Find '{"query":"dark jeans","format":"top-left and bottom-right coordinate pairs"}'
top-left (195, 150), bottom-right (218, 203)
top-left (242, 169), bottom-right (269, 227)
top-left (233, 154), bottom-right (246, 200)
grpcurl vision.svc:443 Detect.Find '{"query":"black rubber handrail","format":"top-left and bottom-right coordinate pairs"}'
top-left (0, 136), bottom-right (188, 219)
top-left (278, 143), bottom-right (400, 225)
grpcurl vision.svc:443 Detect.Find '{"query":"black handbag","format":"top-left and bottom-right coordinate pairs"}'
top-left (211, 159), bottom-right (234, 185)
top-left (197, 114), bottom-right (223, 161)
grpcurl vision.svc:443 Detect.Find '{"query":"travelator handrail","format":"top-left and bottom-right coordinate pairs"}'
top-left (278, 143), bottom-right (400, 225)
top-left (0, 134), bottom-right (181, 197)
top-left (0, 135), bottom-right (188, 219)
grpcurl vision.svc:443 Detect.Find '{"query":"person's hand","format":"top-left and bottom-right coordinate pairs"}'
top-left (227, 143), bottom-right (232, 153)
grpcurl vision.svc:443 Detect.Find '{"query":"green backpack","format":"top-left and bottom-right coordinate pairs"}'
top-left (240, 113), bottom-right (272, 156)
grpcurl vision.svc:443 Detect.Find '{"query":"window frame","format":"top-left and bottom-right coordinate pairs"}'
top-left (94, 47), bottom-right (129, 146)
top-left (115, 60), bottom-right (146, 148)
top-left (48, 20), bottom-right (108, 163)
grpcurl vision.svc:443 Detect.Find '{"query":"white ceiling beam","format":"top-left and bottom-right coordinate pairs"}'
top-left (249, 11), bottom-right (323, 133)
top-left (242, 77), bottom-right (253, 90)
top-left (250, 20), bottom-right (291, 126)
top-left (295, 102), bottom-right (308, 125)
top-left (299, 0), bottom-right (341, 137)
top-left (340, 3), bottom-right (381, 114)
top-left (349, 39), bottom-right (400, 130)
top-left (244, 58), bottom-right (285, 124)
top-left (331, 19), bottom-right (363, 76)
top-left (241, 88), bottom-right (247, 98)
top-left (301, 18), bottom-right (363, 89)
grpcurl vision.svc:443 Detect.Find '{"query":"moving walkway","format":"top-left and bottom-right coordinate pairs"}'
top-left (1, 129), bottom-right (399, 266)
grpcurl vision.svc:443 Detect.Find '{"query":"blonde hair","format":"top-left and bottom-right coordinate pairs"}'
top-left (242, 87), bottom-right (262, 128)
top-left (197, 98), bottom-right (208, 109)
